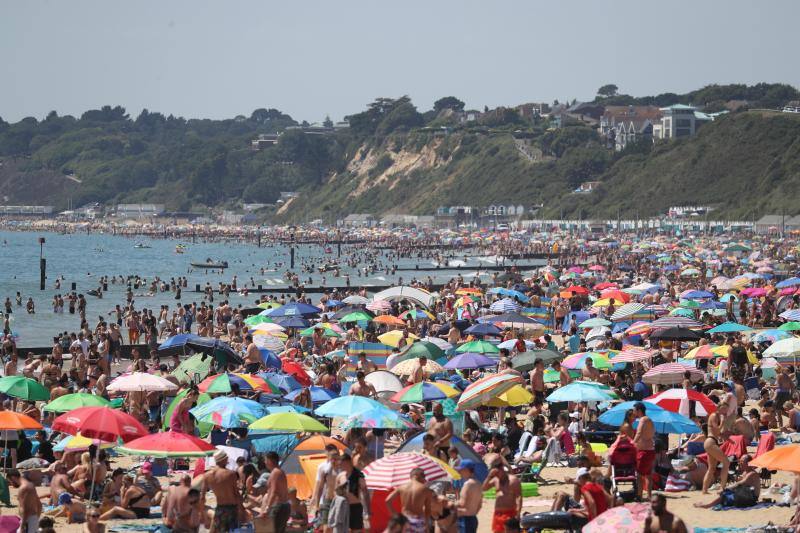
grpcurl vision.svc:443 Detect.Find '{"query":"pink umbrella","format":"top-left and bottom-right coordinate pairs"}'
top-left (584, 502), bottom-right (650, 533)
top-left (643, 363), bottom-right (704, 386)
top-left (588, 265), bottom-right (605, 271)
top-left (741, 287), bottom-right (767, 297)
top-left (567, 266), bottom-right (584, 274)
top-left (363, 452), bottom-right (453, 490)
top-left (611, 347), bottom-right (655, 363)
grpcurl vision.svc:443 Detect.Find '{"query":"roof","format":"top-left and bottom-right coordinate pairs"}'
top-left (661, 104), bottom-right (696, 111)
top-left (603, 106), bottom-right (662, 132)
top-left (755, 215), bottom-right (787, 225)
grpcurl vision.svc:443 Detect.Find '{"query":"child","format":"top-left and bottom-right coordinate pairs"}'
top-left (286, 487), bottom-right (308, 533)
top-left (327, 478), bottom-right (349, 533)
top-left (44, 492), bottom-right (87, 523)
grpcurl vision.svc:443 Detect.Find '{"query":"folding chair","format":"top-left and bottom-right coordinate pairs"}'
top-left (609, 437), bottom-right (638, 498)
top-left (513, 431), bottom-right (533, 462)
top-left (521, 437), bottom-right (556, 485)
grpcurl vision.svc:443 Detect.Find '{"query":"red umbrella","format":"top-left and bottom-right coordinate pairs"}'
top-left (564, 285), bottom-right (589, 295)
top-left (52, 406), bottom-right (147, 443)
top-left (281, 359), bottom-right (312, 387)
top-left (594, 282), bottom-right (618, 290)
top-left (117, 431), bottom-right (216, 457)
top-left (646, 389), bottom-right (716, 417)
top-left (599, 289), bottom-right (631, 303)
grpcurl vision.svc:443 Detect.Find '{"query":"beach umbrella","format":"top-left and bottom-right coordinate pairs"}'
top-left (341, 407), bottom-right (419, 430)
top-left (421, 337), bottom-right (453, 351)
top-left (367, 299), bottom-right (392, 312)
top-left (285, 386), bottom-right (338, 404)
top-left (52, 406), bottom-right (147, 443)
top-left (463, 323), bottom-right (503, 337)
top-left (0, 411), bottom-right (42, 430)
top-left (253, 334), bottom-right (286, 353)
top-left (259, 372), bottom-right (302, 393)
top-left (610, 347), bottom-right (655, 363)
top-left (487, 385), bottom-right (533, 407)
top-left (684, 344), bottom-right (729, 360)
top-left (364, 370), bottom-right (403, 393)
top-left (107, 372), bottom-right (179, 393)
top-left (0, 376), bottom-right (50, 401)
top-left (624, 321), bottom-right (653, 336)
top-left (455, 287), bottom-right (483, 296)
top-left (489, 298), bottom-right (521, 313)
top-left (337, 310), bottom-right (374, 323)
top-left (276, 317), bottom-right (311, 329)
top-left (750, 445), bottom-right (800, 473)
top-left (342, 295), bottom-right (370, 305)
top-left (546, 381), bottom-right (615, 403)
top-left (117, 431), bottom-right (216, 458)
top-left (53, 434), bottom-right (117, 453)
top-left (299, 325), bottom-right (341, 338)
top-left (279, 436), bottom-right (349, 500)
top-left (764, 338), bottom-right (800, 359)
top-left (390, 382), bottom-right (459, 403)
top-left (363, 452), bottom-right (457, 491)
top-left (190, 396), bottom-right (266, 428)
top-left (400, 309), bottom-right (435, 321)
top-left (751, 329), bottom-right (792, 343)
top-left (780, 309), bottom-right (800, 322)
top-left (482, 312), bottom-right (539, 326)
top-left (377, 330), bottom-right (419, 347)
top-left (562, 351), bottom-right (612, 370)
top-left (396, 434), bottom-right (488, 481)
top-left (248, 412), bottom-right (328, 433)
top-left (248, 321), bottom-right (285, 333)
top-left (584, 502), bottom-right (650, 533)
top-left (649, 316), bottom-right (703, 329)
top-left (398, 341), bottom-right (446, 361)
top-left (199, 372), bottom-right (279, 394)
top-left (372, 315), bottom-right (406, 327)
top-left (314, 395), bottom-right (384, 418)
top-left (281, 360), bottom-right (312, 387)
top-left (643, 363), bottom-right (704, 385)
top-left (389, 358), bottom-right (445, 376)
top-left (443, 352), bottom-right (497, 370)
top-left (648, 327), bottom-right (702, 341)
top-left (707, 322), bottom-right (752, 334)
top-left (489, 287), bottom-right (530, 302)
top-left (599, 401), bottom-right (700, 434)
top-left (43, 393), bottom-right (111, 413)
top-left (543, 368), bottom-right (582, 383)
top-left (497, 338), bottom-right (534, 351)
top-left (171, 353), bottom-right (213, 384)
top-left (609, 303), bottom-right (646, 321)
top-left (646, 389), bottom-right (716, 417)
top-left (266, 301), bottom-right (322, 317)
top-left (778, 322), bottom-right (800, 331)
top-left (456, 373), bottom-right (524, 411)
top-left (578, 317), bottom-right (612, 329)
top-left (157, 333), bottom-right (207, 355)
top-left (243, 315), bottom-right (275, 326)
top-left (257, 301), bottom-right (282, 310)
top-left (456, 340), bottom-right (500, 354)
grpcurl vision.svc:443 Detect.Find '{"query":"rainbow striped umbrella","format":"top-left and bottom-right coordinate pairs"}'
top-left (624, 321), bottom-right (653, 336)
top-left (456, 373), bottom-right (524, 411)
top-left (117, 431), bottom-right (216, 458)
top-left (456, 340), bottom-right (500, 354)
top-left (198, 373), bottom-right (280, 394)
top-left (189, 396), bottom-right (266, 428)
top-left (390, 382), bottom-right (459, 403)
top-left (562, 351), bottom-right (612, 370)
top-left (610, 347), bottom-right (655, 363)
top-left (684, 344), bottom-right (730, 360)
top-left (341, 407), bottom-right (419, 430)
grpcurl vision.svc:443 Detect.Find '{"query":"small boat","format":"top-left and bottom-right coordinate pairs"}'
top-left (176, 244), bottom-right (186, 254)
top-left (317, 263), bottom-right (339, 273)
top-left (191, 259), bottom-right (229, 269)
top-left (134, 243), bottom-right (151, 249)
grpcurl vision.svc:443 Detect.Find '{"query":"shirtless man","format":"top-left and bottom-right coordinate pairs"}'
top-left (695, 454), bottom-right (761, 509)
top-left (529, 358), bottom-right (545, 402)
top-left (9, 469), bottom-right (41, 533)
top-left (349, 371), bottom-right (377, 399)
top-left (581, 358), bottom-right (599, 381)
top-left (633, 401), bottom-right (656, 500)
top-left (49, 463), bottom-right (74, 505)
top-left (243, 334), bottom-right (262, 374)
top-left (164, 474), bottom-right (193, 531)
top-left (482, 461), bottom-right (521, 533)
top-left (356, 352), bottom-right (377, 374)
top-left (703, 400), bottom-right (730, 494)
top-left (427, 403), bottom-right (454, 462)
top-left (385, 467), bottom-right (432, 533)
top-left (410, 356), bottom-right (428, 385)
top-left (352, 438), bottom-right (374, 470)
top-left (644, 493), bottom-right (688, 533)
top-left (202, 450), bottom-right (241, 533)
top-left (261, 451), bottom-right (290, 533)
top-left (455, 460), bottom-right (483, 533)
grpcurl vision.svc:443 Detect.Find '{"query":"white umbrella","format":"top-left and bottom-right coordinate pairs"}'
top-left (343, 295), bottom-right (369, 305)
top-left (489, 298), bottom-right (521, 313)
top-left (249, 323), bottom-right (285, 334)
top-left (364, 370), bottom-right (403, 393)
top-left (366, 299), bottom-right (392, 312)
top-left (253, 334), bottom-right (285, 352)
top-left (106, 372), bottom-right (178, 392)
top-left (764, 338), bottom-right (800, 359)
top-left (422, 337), bottom-right (453, 351)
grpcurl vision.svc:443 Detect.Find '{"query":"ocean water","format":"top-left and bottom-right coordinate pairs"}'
top-left (0, 230), bottom-right (521, 346)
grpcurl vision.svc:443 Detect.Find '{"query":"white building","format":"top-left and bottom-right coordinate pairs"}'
top-left (116, 204), bottom-right (165, 219)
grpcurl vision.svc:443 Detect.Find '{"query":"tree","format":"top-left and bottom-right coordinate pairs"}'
top-left (323, 115), bottom-right (333, 128)
top-left (433, 96), bottom-right (465, 113)
top-left (597, 84), bottom-right (619, 98)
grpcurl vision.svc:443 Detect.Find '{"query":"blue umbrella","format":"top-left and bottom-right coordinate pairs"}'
top-left (396, 434), bottom-right (489, 482)
top-left (752, 329), bottom-right (793, 343)
top-left (284, 386), bottom-right (338, 404)
top-left (314, 395), bottom-right (384, 418)
top-left (546, 381), bottom-right (616, 402)
top-left (189, 396), bottom-right (266, 428)
top-left (275, 317), bottom-right (311, 329)
top-left (158, 333), bottom-right (205, 353)
top-left (443, 352), bottom-right (497, 370)
top-left (777, 277), bottom-right (800, 289)
top-left (682, 290), bottom-right (713, 299)
top-left (464, 323), bottom-right (503, 337)
top-left (489, 287), bottom-right (530, 303)
top-left (258, 349), bottom-right (281, 370)
top-left (599, 401), bottom-right (700, 434)
top-left (266, 302), bottom-right (322, 317)
top-left (260, 372), bottom-right (302, 393)
top-left (707, 322), bottom-right (752, 334)
top-left (264, 404), bottom-right (312, 414)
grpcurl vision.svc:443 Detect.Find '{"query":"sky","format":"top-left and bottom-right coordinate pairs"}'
top-left (2, 0), bottom-right (800, 123)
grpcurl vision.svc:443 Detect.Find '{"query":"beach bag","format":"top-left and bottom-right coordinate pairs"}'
top-left (664, 474), bottom-right (692, 492)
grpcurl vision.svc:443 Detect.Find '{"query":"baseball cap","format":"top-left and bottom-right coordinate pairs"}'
top-left (141, 461), bottom-right (152, 474)
top-left (58, 492), bottom-right (73, 506)
top-left (457, 459), bottom-right (477, 472)
top-left (253, 472), bottom-right (270, 489)
top-left (576, 467), bottom-right (590, 479)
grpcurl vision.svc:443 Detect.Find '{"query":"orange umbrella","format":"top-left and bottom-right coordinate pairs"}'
top-left (372, 315), bottom-right (406, 327)
top-left (599, 289), bottom-right (631, 304)
top-left (750, 444), bottom-right (800, 473)
top-left (0, 411), bottom-right (43, 430)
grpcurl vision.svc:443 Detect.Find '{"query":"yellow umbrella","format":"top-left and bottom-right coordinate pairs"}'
top-left (591, 298), bottom-right (613, 307)
top-left (486, 385), bottom-right (533, 407)
top-left (425, 454), bottom-right (461, 480)
top-left (390, 358), bottom-right (444, 376)
top-left (684, 344), bottom-right (730, 360)
top-left (378, 330), bottom-right (419, 348)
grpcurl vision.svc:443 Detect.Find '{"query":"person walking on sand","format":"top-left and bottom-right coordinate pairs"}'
top-left (385, 467), bottom-right (433, 533)
top-left (482, 460), bottom-right (521, 533)
top-left (633, 401), bottom-right (656, 500)
top-left (8, 469), bottom-right (41, 533)
top-left (260, 451), bottom-right (290, 533)
top-left (644, 493), bottom-right (687, 533)
top-left (455, 460), bottom-right (483, 533)
top-left (202, 450), bottom-right (241, 533)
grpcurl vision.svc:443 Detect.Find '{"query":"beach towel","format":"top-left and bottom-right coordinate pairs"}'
top-left (0, 516), bottom-right (20, 533)
top-left (711, 501), bottom-right (774, 512)
top-left (192, 457), bottom-right (205, 478)
top-left (754, 432), bottom-right (775, 459)
top-left (664, 474), bottom-right (692, 492)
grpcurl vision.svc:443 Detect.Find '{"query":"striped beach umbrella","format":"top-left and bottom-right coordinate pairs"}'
top-left (646, 389), bottom-right (716, 417)
top-left (198, 373), bottom-right (280, 394)
top-left (390, 382), bottom-right (459, 403)
top-left (764, 338), bottom-right (800, 360)
top-left (609, 303), bottom-right (646, 321)
top-left (456, 340), bottom-right (500, 354)
top-left (363, 452), bottom-right (457, 491)
top-left (643, 363), bottom-right (704, 385)
top-left (366, 299), bottom-right (392, 312)
top-left (562, 351), bottom-right (612, 370)
top-left (489, 298), bottom-right (521, 313)
top-left (624, 321), bottom-right (653, 337)
top-left (649, 316), bottom-right (703, 330)
top-left (456, 373), bottom-right (524, 411)
top-left (683, 344), bottom-right (729, 360)
top-left (610, 347), bottom-right (655, 363)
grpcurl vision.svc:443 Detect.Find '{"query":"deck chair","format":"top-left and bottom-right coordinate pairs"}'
top-left (609, 436), bottom-right (638, 498)
top-left (521, 437), bottom-right (557, 485)
top-left (513, 432), bottom-right (534, 462)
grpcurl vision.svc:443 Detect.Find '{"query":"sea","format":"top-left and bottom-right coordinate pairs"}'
top-left (0, 230), bottom-right (544, 346)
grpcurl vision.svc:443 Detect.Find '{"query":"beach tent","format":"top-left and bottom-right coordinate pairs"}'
top-left (372, 286), bottom-right (436, 308)
top-left (281, 436), bottom-right (349, 500)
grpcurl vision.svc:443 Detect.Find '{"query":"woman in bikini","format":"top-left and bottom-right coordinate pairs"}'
top-left (702, 404), bottom-right (730, 494)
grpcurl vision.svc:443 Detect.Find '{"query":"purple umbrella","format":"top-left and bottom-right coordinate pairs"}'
top-left (444, 352), bottom-right (497, 370)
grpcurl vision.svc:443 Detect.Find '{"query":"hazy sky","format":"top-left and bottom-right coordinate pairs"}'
top-left (3, 0), bottom-right (799, 123)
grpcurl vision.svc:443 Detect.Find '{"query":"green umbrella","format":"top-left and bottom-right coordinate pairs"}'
top-left (456, 340), bottom-right (500, 354)
top-left (778, 322), bottom-right (800, 331)
top-left (171, 353), bottom-right (213, 385)
top-left (399, 341), bottom-right (445, 361)
top-left (43, 393), bottom-right (110, 412)
top-left (249, 412), bottom-right (328, 432)
top-left (162, 389), bottom-right (213, 437)
top-left (678, 299), bottom-right (701, 309)
top-left (0, 376), bottom-right (50, 401)
top-left (337, 311), bottom-right (373, 323)
top-left (244, 315), bottom-right (275, 326)
top-left (298, 326), bottom-right (341, 338)
top-left (543, 368), bottom-right (582, 383)
top-left (110, 398), bottom-right (124, 409)
top-left (512, 349), bottom-right (562, 372)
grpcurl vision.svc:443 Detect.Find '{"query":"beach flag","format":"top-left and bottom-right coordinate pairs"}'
top-left (346, 342), bottom-right (393, 369)
top-left (521, 307), bottom-right (550, 325)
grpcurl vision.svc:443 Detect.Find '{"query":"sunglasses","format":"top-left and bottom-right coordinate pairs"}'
top-left (88, 514), bottom-right (99, 519)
